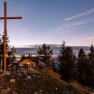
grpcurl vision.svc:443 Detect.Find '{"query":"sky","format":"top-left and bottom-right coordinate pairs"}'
top-left (0, 0), bottom-right (94, 46)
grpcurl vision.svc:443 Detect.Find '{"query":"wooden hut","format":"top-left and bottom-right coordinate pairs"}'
top-left (19, 59), bottom-right (36, 69)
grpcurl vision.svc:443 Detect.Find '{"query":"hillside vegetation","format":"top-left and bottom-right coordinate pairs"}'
top-left (12, 68), bottom-right (90, 94)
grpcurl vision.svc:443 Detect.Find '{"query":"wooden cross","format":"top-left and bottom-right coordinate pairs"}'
top-left (0, 0), bottom-right (22, 74)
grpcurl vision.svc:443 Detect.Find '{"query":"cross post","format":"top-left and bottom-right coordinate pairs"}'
top-left (0, 0), bottom-right (22, 74)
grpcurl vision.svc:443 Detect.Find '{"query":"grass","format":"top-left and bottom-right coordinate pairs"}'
top-left (39, 68), bottom-right (90, 94)
top-left (0, 68), bottom-right (91, 94)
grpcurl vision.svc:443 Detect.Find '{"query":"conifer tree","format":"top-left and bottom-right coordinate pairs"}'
top-left (77, 48), bottom-right (87, 82)
top-left (87, 45), bottom-right (94, 84)
top-left (0, 38), bottom-right (3, 69)
top-left (58, 42), bottom-right (77, 81)
top-left (37, 44), bottom-right (53, 67)
top-left (0, 33), bottom-right (15, 70)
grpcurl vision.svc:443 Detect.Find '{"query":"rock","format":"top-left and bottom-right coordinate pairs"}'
top-left (34, 91), bottom-right (38, 94)
top-left (10, 79), bottom-right (16, 87)
top-left (10, 79), bottom-right (15, 83)
top-left (6, 71), bottom-right (11, 75)
top-left (26, 75), bottom-right (31, 80)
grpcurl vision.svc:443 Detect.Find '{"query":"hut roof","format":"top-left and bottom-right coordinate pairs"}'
top-left (19, 59), bottom-right (35, 65)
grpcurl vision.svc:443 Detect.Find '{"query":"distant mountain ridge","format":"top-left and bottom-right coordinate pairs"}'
top-left (14, 44), bottom-right (90, 54)
top-left (12, 44), bottom-right (90, 49)
top-left (12, 44), bottom-right (61, 48)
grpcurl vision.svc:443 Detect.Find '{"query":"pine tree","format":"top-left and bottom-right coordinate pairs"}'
top-left (58, 42), bottom-right (77, 81)
top-left (78, 48), bottom-right (86, 60)
top-left (0, 38), bottom-right (3, 69)
top-left (0, 33), bottom-right (15, 70)
top-left (89, 45), bottom-right (94, 58)
top-left (77, 48), bottom-right (87, 83)
top-left (37, 44), bottom-right (53, 67)
top-left (86, 45), bottom-right (94, 86)
top-left (3, 33), bottom-right (10, 69)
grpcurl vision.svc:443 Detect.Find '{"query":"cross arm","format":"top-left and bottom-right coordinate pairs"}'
top-left (0, 16), bottom-right (22, 19)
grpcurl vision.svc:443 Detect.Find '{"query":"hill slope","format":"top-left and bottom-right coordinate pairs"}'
top-left (13, 68), bottom-right (90, 94)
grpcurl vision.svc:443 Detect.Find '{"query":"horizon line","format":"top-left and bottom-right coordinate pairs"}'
top-left (9, 44), bottom-right (91, 48)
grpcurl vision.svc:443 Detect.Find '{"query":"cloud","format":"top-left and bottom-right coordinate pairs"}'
top-left (71, 19), bottom-right (94, 26)
top-left (55, 19), bottom-right (94, 33)
top-left (53, 7), bottom-right (94, 35)
top-left (65, 8), bottom-right (94, 21)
